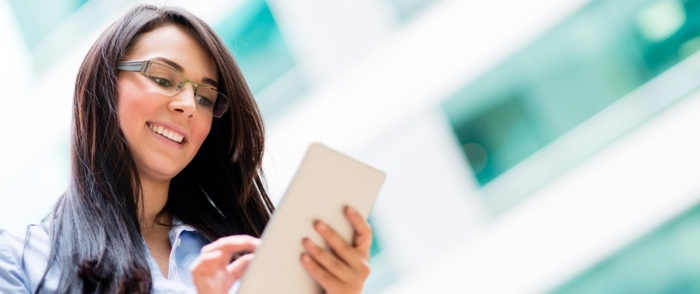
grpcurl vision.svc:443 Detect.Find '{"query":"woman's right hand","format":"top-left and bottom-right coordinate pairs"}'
top-left (189, 235), bottom-right (260, 294)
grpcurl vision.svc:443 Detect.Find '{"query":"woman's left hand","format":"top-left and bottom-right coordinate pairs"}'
top-left (301, 206), bottom-right (373, 294)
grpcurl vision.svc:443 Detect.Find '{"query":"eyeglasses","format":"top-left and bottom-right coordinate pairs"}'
top-left (118, 60), bottom-right (229, 118)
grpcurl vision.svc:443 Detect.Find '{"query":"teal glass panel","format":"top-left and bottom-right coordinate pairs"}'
top-left (8, 0), bottom-right (89, 49)
top-left (383, 0), bottom-right (437, 21)
top-left (215, 0), bottom-right (296, 95)
top-left (368, 217), bottom-right (382, 257)
top-left (443, 0), bottom-right (700, 186)
top-left (550, 204), bottom-right (700, 293)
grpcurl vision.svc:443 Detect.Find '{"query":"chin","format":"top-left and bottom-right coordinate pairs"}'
top-left (139, 164), bottom-right (188, 183)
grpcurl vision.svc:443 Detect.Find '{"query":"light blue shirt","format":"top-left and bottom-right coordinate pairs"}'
top-left (0, 219), bottom-right (240, 293)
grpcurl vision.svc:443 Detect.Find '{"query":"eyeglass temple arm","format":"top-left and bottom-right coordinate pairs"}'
top-left (117, 60), bottom-right (151, 72)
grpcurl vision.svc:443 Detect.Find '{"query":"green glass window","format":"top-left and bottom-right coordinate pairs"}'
top-left (383, 0), bottom-right (438, 21)
top-left (8, 0), bottom-right (89, 49)
top-left (368, 217), bottom-right (382, 257)
top-left (215, 0), bottom-right (305, 120)
top-left (551, 204), bottom-right (700, 293)
top-left (443, 0), bottom-right (700, 188)
top-left (215, 0), bottom-right (299, 118)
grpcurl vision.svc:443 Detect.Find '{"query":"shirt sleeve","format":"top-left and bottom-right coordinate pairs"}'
top-left (0, 231), bottom-right (31, 293)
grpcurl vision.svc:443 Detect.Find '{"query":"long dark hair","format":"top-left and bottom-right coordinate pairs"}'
top-left (38, 4), bottom-right (273, 293)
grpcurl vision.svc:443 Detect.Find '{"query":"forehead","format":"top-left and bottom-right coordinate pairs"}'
top-left (126, 24), bottom-right (217, 81)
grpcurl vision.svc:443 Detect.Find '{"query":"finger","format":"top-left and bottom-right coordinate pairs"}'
top-left (300, 253), bottom-right (342, 292)
top-left (226, 253), bottom-right (254, 280)
top-left (302, 237), bottom-right (354, 282)
top-left (313, 221), bottom-right (363, 268)
top-left (201, 235), bottom-right (260, 256)
top-left (345, 206), bottom-right (373, 256)
top-left (189, 250), bottom-right (227, 274)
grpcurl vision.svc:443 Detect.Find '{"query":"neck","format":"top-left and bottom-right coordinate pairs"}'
top-left (138, 177), bottom-right (174, 278)
top-left (139, 177), bottom-right (172, 236)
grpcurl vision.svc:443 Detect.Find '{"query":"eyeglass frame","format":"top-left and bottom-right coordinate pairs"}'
top-left (117, 59), bottom-right (229, 118)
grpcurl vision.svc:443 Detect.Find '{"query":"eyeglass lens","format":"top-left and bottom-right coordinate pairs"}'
top-left (145, 62), bottom-right (227, 117)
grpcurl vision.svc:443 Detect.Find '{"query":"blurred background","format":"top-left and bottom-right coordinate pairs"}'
top-left (1, 0), bottom-right (700, 292)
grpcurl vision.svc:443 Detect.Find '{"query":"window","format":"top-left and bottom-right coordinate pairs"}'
top-left (443, 0), bottom-right (700, 211)
top-left (552, 204), bottom-right (700, 293)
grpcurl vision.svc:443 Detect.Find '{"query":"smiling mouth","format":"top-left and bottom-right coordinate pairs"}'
top-left (148, 123), bottom-right (185, 144)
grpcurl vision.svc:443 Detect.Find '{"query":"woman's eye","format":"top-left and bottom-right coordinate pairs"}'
top-left (150, 77), bottom-right (173, 88)
top-left (196, 96), bottom-right (215, 109)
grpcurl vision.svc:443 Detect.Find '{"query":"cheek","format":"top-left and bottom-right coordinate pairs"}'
top-left (191, 120), bottom-right (212, 147)
top-left (116, 81), bottom-right (149, 139)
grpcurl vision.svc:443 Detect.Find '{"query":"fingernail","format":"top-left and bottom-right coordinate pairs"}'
top-left (345, 206), bottom-right (357, 215)
top-left (316, 221), bottom-right (328, 232)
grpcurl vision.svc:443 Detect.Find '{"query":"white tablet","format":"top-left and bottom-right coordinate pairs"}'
top-left (237, 143), bottom-right (386, 294)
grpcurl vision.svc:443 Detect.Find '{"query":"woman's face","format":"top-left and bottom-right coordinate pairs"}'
top-left (117, 24), bottom-right (216, 184)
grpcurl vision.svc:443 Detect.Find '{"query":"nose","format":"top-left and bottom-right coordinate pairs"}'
top-left (169, 82), bottom-right (197, 117)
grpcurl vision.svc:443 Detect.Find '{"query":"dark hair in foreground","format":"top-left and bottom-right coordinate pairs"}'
top-left (37, 4), bottom-right (273, 293)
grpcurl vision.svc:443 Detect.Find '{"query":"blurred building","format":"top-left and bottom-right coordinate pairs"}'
top-left (1, 0), bottom-right (699, 293)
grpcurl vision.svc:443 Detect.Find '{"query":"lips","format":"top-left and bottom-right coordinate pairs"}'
top-left (147, 123), bottom-right (186, 144)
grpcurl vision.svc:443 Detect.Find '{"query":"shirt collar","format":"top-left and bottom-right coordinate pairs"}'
top-left (168, 216), bottom-right (199, 245)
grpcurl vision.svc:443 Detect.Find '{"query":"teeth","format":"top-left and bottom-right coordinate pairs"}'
top-left (149, 123), bottom-right (184, 143)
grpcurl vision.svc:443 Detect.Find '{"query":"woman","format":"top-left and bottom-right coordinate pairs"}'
top-left (0, 4), bottom-right (372, 293)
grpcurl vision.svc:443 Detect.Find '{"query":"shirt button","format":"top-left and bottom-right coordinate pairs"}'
top-left (176, 238), bottom-right (182, 247)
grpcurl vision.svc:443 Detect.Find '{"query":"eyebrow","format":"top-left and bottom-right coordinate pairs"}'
top-left (152, 57), bottom-right (219, 88)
